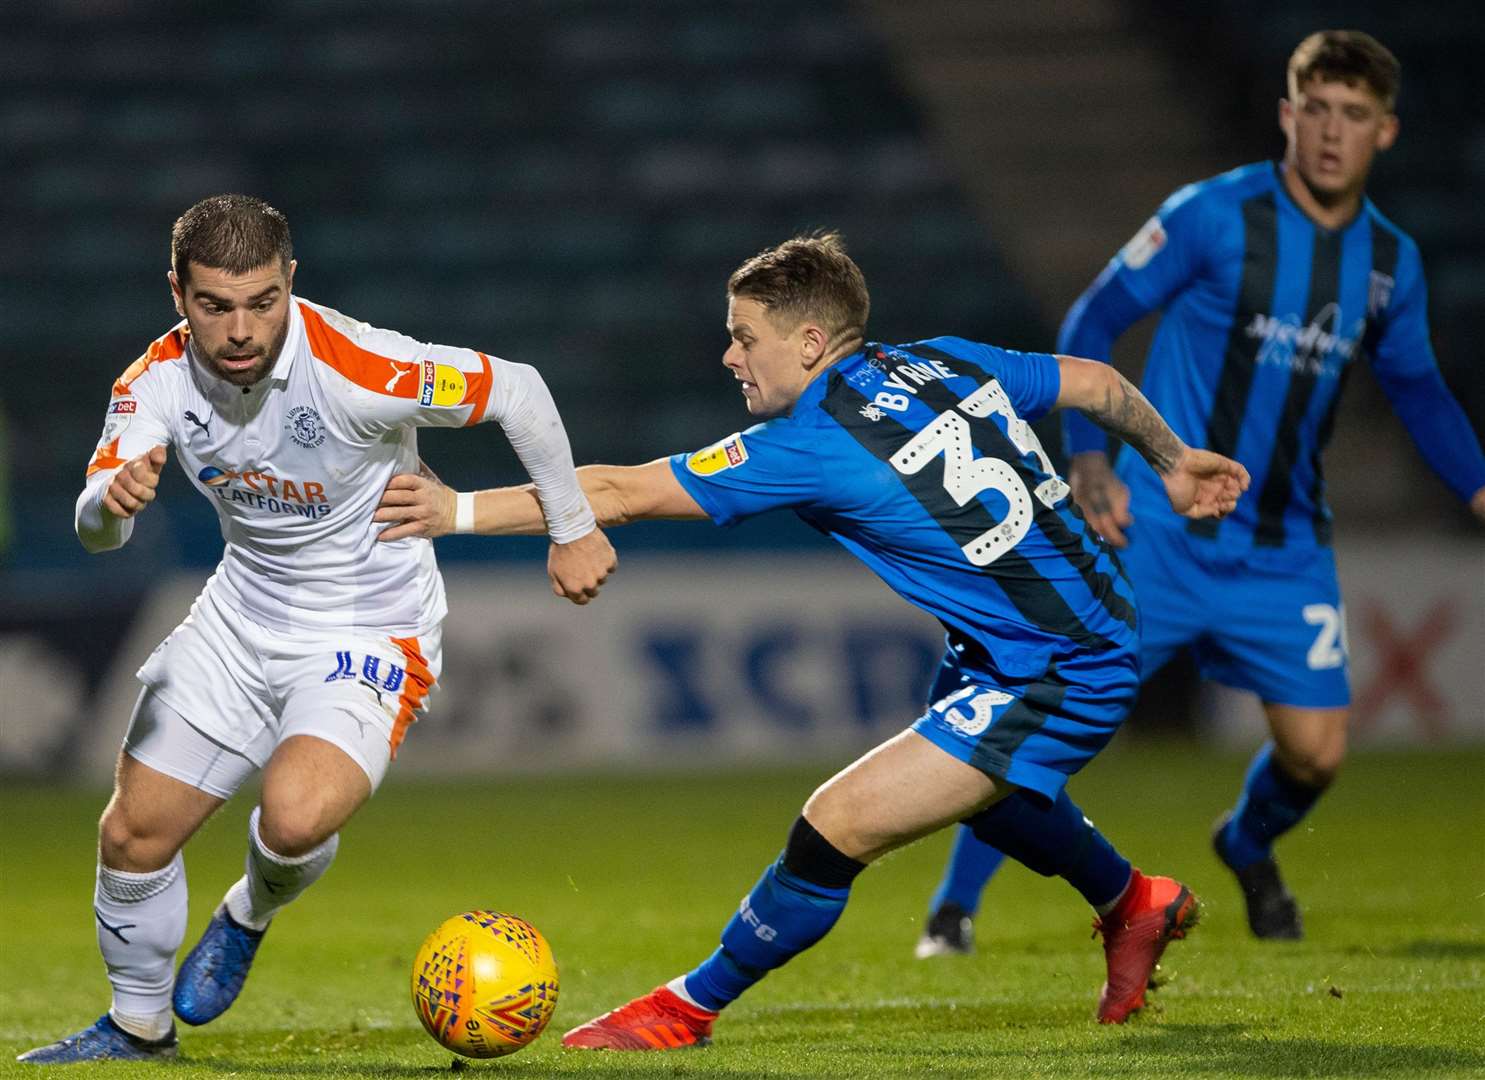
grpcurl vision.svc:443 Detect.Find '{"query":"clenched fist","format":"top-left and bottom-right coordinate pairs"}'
top-left (103, 445), bottom-right (168, 518)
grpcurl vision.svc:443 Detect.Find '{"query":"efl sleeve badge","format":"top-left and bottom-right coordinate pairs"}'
top-left (685, 433), bottom-right (749, 476)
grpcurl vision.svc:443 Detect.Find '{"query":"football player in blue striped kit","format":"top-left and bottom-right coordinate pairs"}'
top-left (376, 231), bottom-right (1249, 1040)
top-left (917, 29), bottom-right (1485, 955)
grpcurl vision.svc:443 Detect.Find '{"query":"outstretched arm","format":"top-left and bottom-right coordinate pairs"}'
top-left (478, 358), bottom-right (600, 544)
top-left (466, 358), bottom-right (617, 603)
top-left (351, 335), bottom-right (616, 601)
top-left (1055, 355), bottom-right (1249, 519)
top-left (377, 459), bottom-right (705, 539)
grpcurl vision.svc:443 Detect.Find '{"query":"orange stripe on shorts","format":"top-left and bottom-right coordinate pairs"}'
top-left (388, 635), bottom-right (435, 758)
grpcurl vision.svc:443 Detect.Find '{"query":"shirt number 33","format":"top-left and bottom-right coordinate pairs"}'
top-left (888, 380), bottom-right (1069, 567)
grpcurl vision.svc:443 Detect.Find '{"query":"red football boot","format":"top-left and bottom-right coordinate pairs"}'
top-left (1093, 869), bottom-right (1200, 1023)
top-left (562, 985), bottom-right (717, 1050)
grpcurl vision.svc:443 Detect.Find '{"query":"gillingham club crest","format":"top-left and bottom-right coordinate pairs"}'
top-left (285, 405), bottom-right (327, 448)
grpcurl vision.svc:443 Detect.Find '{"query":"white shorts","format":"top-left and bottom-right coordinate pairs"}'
top-left (131, 585), bottom-right (442, 794)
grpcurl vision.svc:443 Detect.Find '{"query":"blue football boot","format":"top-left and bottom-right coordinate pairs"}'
top-left (17, 1014), bottom-right (178, 1063)
top-left (172, 907), bottom-right (267, 1025)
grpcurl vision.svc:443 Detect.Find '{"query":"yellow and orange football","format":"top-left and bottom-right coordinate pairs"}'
top-left (410, 910), bottom-right (559, 1058)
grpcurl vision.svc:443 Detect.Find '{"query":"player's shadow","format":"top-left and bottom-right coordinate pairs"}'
top-left (179, 1060), bottom-right (557, 1077)
top-left (173, 1012), bottom-right (1485, 1078)
top-left (1356, 937), bottom-right (1485, 960)
top-left (1078, 1023), bottom-right (1485, 1077)
top-left (177, 1061), bottom-right (430, 1077)
top-left (180, 1056), bottom-right (745, 1077)
top-left (745, 1006), bottom-right (1485, 1078)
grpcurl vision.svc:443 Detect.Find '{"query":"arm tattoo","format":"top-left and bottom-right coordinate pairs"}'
top-left (1094, 372), bottom-right (1183, 475)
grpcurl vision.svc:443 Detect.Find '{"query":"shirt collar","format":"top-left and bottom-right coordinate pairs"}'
top-left (268, 297), bottom-right (304, 383)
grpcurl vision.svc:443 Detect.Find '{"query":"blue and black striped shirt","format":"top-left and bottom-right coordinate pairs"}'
top-left (1061, 161), bottom-right (1485, 550)
top-left (671, 339), bottom-right (1137, 681)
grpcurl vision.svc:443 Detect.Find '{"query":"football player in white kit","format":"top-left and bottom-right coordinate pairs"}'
top-left (19, 194), bottom-right (616, 1064)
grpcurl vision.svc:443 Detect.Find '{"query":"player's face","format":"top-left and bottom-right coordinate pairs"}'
top-left (1281, 76), bottom-right (1398, 204)
top-left (170, 260), bottom-right (296, 387)
top-left (723, 296), bottom-right (814, 418)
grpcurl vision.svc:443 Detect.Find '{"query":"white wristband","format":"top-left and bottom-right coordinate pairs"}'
top-left (454, 491), bottom-right (477, 534)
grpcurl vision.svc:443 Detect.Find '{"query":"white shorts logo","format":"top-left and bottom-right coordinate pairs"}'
top-left (933, 686), bottom-right (1015, 737)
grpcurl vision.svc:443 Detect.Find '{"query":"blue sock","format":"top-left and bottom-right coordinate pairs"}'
top-left (927, 825), bottom-right (1006, 916)
top-left (967, 790), bottom-right (1131, 909)
top-left (683, 859), bottom-right (851, 1012)
top-left (1219, 742), bottom-right (1324, 870)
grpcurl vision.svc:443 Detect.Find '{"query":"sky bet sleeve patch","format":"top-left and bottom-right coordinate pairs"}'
top-left (420, 362), bottom-right (468, 407)
top-left (686, 433), bottom-right (748, 476)
top-left (98, 396), bottom-right (137, 447)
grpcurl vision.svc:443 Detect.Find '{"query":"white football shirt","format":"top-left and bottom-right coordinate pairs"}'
top-left (80, 297), bottom-right (593, 634)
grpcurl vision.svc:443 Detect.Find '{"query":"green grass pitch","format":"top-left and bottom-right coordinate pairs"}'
top-left (2, 742), bottom-right (1482, 1078)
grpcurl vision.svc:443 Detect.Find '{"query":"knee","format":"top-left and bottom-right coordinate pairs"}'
top-left (257, 802), bottom-right (334, 858)
top-left (800, 785), bottom-right (873, 862)
top-left (1284, 749), bottom-right (1344, 789)
top-left (98, 805), bottom-right (177, 872)
top-left (1274, 729), bottom-right (1346, 789)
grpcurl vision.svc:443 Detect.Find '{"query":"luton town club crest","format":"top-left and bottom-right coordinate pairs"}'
top-left (285, 405), bottom-right (326, 448)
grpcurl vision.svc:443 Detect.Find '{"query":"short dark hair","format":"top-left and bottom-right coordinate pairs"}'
top-left (728, 231), bottom-right (870, 348)
top-left (171, 194), bottom-right (293, 284)
top-left (1288, 30), bottom-right (1400, 109)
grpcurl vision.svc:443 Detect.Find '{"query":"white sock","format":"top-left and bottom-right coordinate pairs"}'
top-left (111, 1008), bottom-right (173, 1042)
top-left (666, 975), bottom-right (709, 1011)
top-left (95, 854), bottom-right (185, 1040)
top-left (223, 806), bottom-right (339, 931)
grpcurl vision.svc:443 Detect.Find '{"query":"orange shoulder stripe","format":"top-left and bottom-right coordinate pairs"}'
top-left (300, 301), bottom-right (420, 398)
top-left (89, 326), bottom-right (187, 477)
top-left (301, 301), bottom-right (493, 416)
top-left (463, 351), bottom-right (494, 426)
top-left (113, 325), bottom-right (189, 397)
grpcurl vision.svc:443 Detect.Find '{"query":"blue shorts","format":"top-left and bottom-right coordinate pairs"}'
top-left (1122, 518), bottom-right (1349, 708)
top-left (911, 638), bottom-right (1138, 805)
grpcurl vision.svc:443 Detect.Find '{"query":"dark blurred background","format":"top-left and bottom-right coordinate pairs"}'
top-left (1, 0), bottom-right (1481, 773)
